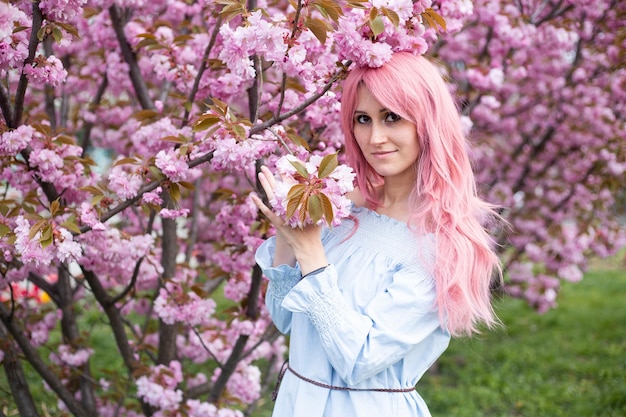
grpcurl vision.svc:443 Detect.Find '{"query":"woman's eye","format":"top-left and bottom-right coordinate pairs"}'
top-left (355, 114), bottom-right (370, 124)
top-left (385, 112), bottom-right (401, 122)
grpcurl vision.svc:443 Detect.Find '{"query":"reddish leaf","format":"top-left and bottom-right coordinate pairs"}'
top-left (319, 192), bottom-right (334, 227)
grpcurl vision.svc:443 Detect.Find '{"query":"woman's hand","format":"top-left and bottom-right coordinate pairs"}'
top-left (251, 166), bottom-right (328, 275)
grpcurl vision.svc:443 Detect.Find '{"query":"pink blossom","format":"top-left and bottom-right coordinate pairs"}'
top-left (52, 344), bottom-right (94, 367)
top-left (225, 364), bottom-right (261, 404)
top-left (136, 378), bottom-right (183, 411)
top-left (154, 280), bottom-right (217, 326)
top-left (159, 208), bottom-right (190, 219)
top-left (56, 228), bottom-right (82, 262)
top-left (142, 186), bottom-right (164, 205)
top-left (28, 148), bottom-right (64, 183)
top-left (79, 202), bottom-right (106, 231)
top-left (271, 153), bottom-right (355, 228)
top-left (155, 149), bottom-right (195, 183)
top-left (23, 55), bottom-right (68, 87)
top-left (107, 163), bottom-right (143, 200)
top-left (136, 361), bottom-right (184, 411)
top-left (13, 216), bottom-right (54, 266)
top-left (210, 130), bottom-right (277, 174)
top-left (39, 0), bottom-right (87, 22)
top-left (0, 125), bottom-right (35, 156)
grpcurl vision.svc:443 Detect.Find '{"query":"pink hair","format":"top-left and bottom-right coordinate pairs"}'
top-left (340, 52), bottom-right (501, 336)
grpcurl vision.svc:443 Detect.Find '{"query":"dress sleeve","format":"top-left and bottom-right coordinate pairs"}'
top-left (280, 263), bottom-right (443, 385)
top-left (255, 237), bottom-right (301, 334)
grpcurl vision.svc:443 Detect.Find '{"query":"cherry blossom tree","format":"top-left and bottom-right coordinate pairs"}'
top-left (0, 0), bottom-right (624, 416)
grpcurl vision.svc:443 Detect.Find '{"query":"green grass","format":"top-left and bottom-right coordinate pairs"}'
top-left (416, 258), bottom-right (626, 417)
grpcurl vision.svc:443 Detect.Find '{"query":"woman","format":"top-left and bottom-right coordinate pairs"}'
top-left (251, 52), bottom-right (501, 417)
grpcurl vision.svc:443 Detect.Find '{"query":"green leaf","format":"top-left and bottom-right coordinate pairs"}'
top-left (317, 153), bottom-right (338, 178)
top-left (381, 7), bottom-right (400, 27)
top-left (287, 184), bottom-right (307, 201)
top-left (161, 135), bottom-right (187, 144)
top-left (53, 135), bottom-right (76, 145)
top-left (50, 199), bottom-right (61, 217)
top-left (0, 224), bottom-right (10, 238)
top-left (61, 219), bottom-right (82, 235)
top-left (52, 27), bottom-right (63, 43)
top-left (173, 34), bottom-right (194, 44)
top-left (192, 114), bottom-right (220, 132)
top-left (369, 15), bottom-right (385, 38)
top-left (113, 157), bottom-right (138, 167)
top-left (133, 109), bottom-right (160, 121)
top-left (289, 160), bottom-right (309, 178)
top-left (37, 26), bottom-right (46, 41)
top-left (422, 8), bottom-right (447, 31)
top-left (304, 17), bottom-right (330, 45)
top-left (190, 285), bottom-right (208, 298)
top-left (55, 22), bottom-right (80, 39)
top-left (298, 196), bottom-right (308, 226)
top-left (80, 186), bottom-right (103, 196)
top-left (286, 192), bottom-right (303, 220)
top-left (135, 37), bottom-right (160, 49)
top-left (40, 224), bottom-right (53, 246)
top-left (169, 183), bottom-right (181, 202)
top-left (232, 124), bottom-right (247, 140)
top-left (308, 194), bottom-right (323, 224)
top-left (40, 234), bottom-right (54, 249)
top-left (178, 181), bottom-right (196, 190)
top-left (319, 192), bottom-right (334, 227)
top-left (29, 220), bottom-right (48, 240)
top-left (312, 0), bottom-right (343, 22)
top-left (286, 131), bottom-right (310, 150)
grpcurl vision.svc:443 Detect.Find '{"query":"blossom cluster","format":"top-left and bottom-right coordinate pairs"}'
top-left (271, 154), bottom-right (355, 228)
top-left (335, 1), bottom-right (433, 67)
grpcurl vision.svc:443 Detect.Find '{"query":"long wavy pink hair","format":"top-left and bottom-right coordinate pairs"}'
top-left (340, 52), bottom-right (501, 336)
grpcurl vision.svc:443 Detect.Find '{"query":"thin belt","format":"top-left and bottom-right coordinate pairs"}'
top-left (272, 360), bottom-right (416, 401)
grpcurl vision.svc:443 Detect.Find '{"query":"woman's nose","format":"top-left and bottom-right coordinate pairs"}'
top-left (370, 123), bottom-right (387, 144)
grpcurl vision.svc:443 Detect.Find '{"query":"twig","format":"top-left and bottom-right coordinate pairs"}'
top-left (249, 66), bottom-right (348, 136)
top-left (183, 15), bottom-right (223, 126)
top-left (12, 2), bottom-right (43, 128)
top-left (108, 5), bottom-right (154, 110)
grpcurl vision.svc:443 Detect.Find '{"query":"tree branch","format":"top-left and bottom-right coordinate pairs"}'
top-left (108, 5), bottom-right (154, 111)
top-left (79, 150), bottom-right (214, 233)
top-left (249, 65), bottom-right (349, 136)
top-left (0, 79), bottom-right (13, 126)
top-left (182, 15), bottom-right (222, 126)
top-left (13, 1), bottom-right (43, 128)
top-left (208, 334), bottom-right (249, 403)
top-left (56, 266), bottom-right (97, 414)
top-left (19, 147), bottom-right (61, 204)
top-left (42, 37), bottom-right (57, 131)
top-left (28, 271), bottom-right (60, 305)
top-left (80, 75), bottom-right (109, 157)
top-left (157, 194), bottom-right (179, 365)
top-left (0, 322), bottom-right (40, 417)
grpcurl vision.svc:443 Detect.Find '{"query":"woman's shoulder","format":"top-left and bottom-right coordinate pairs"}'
top-left (345, 188), bottom-right (366, 208)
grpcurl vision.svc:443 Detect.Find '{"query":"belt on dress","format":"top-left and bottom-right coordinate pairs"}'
top-left (272, 360), bottom-right (416, 401)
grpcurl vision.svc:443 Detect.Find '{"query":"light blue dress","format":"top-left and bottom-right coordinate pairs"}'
top-left (255, 205), bottom-right (451, 417)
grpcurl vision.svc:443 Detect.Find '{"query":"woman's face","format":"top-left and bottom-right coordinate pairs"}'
top-left (353, 86), bottom-right (420, 183)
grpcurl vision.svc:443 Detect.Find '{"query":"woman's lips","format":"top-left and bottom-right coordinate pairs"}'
top-left (371, 150), bottom-right (397, 159)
